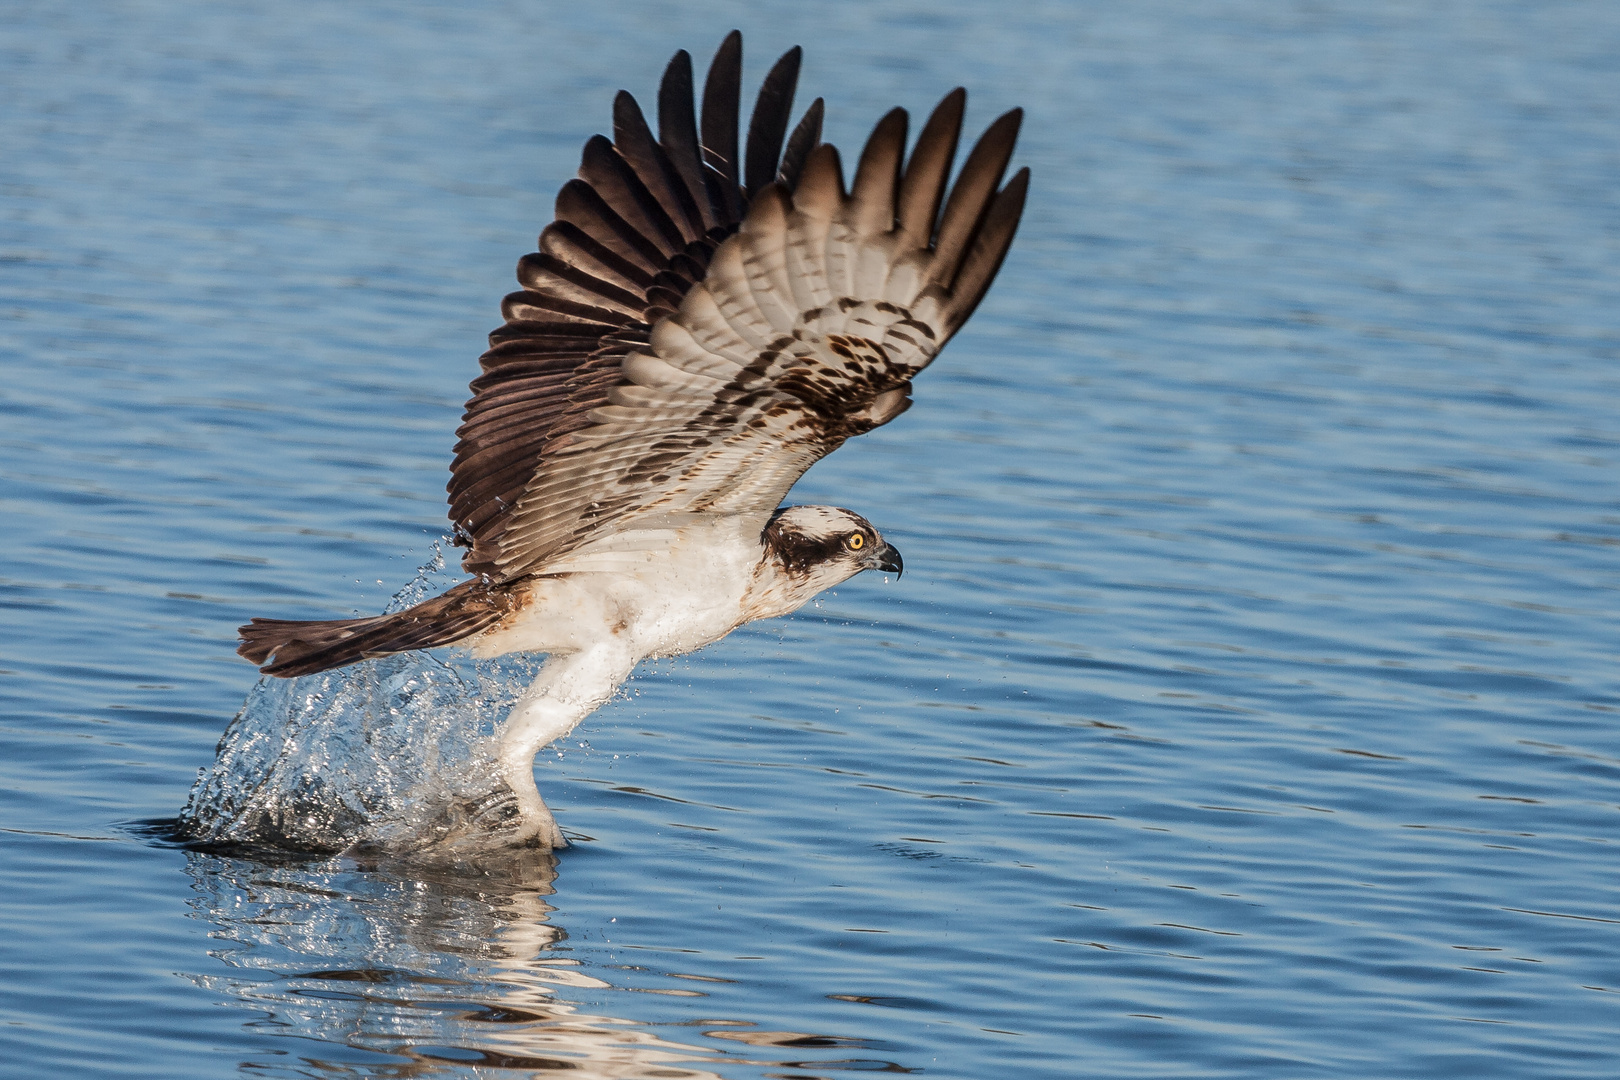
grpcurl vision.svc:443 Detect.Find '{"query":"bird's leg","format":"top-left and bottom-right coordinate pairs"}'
top-left (496, 644), bottom-right (636, 850)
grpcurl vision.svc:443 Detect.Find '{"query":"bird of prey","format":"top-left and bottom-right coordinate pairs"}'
top-left (236, 33), bottom-right (1027, 850)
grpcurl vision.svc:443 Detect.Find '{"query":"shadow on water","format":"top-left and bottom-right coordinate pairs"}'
top-left (151, 838), bottom-right (906, 1078)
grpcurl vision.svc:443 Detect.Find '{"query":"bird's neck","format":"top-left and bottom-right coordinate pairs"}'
top-left (740, 539), bottom-right (842, 624)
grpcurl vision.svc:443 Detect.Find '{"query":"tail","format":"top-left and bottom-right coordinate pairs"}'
top-left (237, 579), bottom-right (519, 678)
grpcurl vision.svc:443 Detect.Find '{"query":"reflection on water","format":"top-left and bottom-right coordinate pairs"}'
top-left (178, 847), bottom-right (903, 1078)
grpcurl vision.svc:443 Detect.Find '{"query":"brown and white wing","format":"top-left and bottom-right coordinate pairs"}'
top-left (450, 33), bottom-right (824, 579)
top-left (482, 98), bottom-right (1028, 580)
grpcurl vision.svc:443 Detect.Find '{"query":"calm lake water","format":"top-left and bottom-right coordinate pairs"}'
top-left (3, 1), bottom-right (1618, 1077)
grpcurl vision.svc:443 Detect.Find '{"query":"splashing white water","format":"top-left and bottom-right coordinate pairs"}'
top-left (177, 545), bottom-right (547, 856)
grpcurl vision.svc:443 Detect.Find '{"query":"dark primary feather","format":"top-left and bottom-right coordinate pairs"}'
top-left (929, 108), bottom-right (1023, 312)
top-left (895, 87), bottom-right (963, 251)
top-left (777, 97), bottom-right (824, 190)
top-left (744, 46), bottom-right (802, 198)
top-left (656, 51), bottom-right (713, 234)
top-left (448, 34), bottom-right (1028, 583)
top-left (700, 30), bottom-right (745, 221)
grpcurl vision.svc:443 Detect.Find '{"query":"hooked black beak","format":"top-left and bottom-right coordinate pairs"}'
top-left (871, 541), bottom-right (903, 578)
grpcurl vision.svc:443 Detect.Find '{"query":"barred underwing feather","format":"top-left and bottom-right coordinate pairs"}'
top-left (706, 237), bottom-right (781, 348)
top-left (676, 285), bottom-right (761, 363)
top-left (647, 317), bottom-right (750, 380)
top-left (850, 232), bottom-right (899, 302)
top-left (783, 147), bottom-right (840, 312)
top-left (737, 186), bottom-right (800, 332)
top-left (784, 203), bottom-right (835, 314)
top-left (882, 249), bottom-right (929, 308)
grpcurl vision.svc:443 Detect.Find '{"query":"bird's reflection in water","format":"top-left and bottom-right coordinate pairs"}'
top-left (178, 848), bottom-right (893, 1078)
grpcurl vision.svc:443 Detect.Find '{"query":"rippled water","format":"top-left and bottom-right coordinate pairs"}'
top-left (4, 1), bottom-right (1619, 1077)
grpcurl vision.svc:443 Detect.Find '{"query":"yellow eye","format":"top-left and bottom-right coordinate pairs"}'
top-left (847, 533), bottom-right (864, 550)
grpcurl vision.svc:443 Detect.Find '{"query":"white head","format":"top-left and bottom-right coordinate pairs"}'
top-left (746, 505), bottom-right (903, 621)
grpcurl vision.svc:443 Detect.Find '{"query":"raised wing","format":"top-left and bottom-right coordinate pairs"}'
top-left (451, 33), bottom-right (820, 577)
top-left (453, 35), bottom-right (1027, 581)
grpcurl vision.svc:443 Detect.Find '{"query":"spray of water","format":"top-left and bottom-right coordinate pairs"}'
top-left (177, 544), bottom-right (547, 856)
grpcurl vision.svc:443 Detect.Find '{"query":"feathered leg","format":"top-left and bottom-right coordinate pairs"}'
top-left (498, 643), bottom-right (638, 849)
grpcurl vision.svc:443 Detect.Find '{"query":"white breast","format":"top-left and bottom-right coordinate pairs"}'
top-left (469, 513), bottom-right (767, 663)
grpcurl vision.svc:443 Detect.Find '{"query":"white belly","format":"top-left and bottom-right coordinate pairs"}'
top-left (468, 515), bottom-right (764, 663)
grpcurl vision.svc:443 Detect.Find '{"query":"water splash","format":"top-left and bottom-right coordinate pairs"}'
top-left (177, 544), bottom-right (546, 856)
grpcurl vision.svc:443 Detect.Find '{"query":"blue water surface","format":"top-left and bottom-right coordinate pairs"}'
top-left (2, 1), bottom-right (1618, 1077)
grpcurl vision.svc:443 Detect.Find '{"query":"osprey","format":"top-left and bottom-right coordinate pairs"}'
top-left (237, 33), bottom-right (1027, 849)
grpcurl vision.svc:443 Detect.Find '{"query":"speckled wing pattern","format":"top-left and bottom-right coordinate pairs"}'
top-left (450, 32), bottom-right (1028, 582)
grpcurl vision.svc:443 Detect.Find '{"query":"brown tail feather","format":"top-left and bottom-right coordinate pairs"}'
top-left (237, 579), bottom-right (520, 679)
